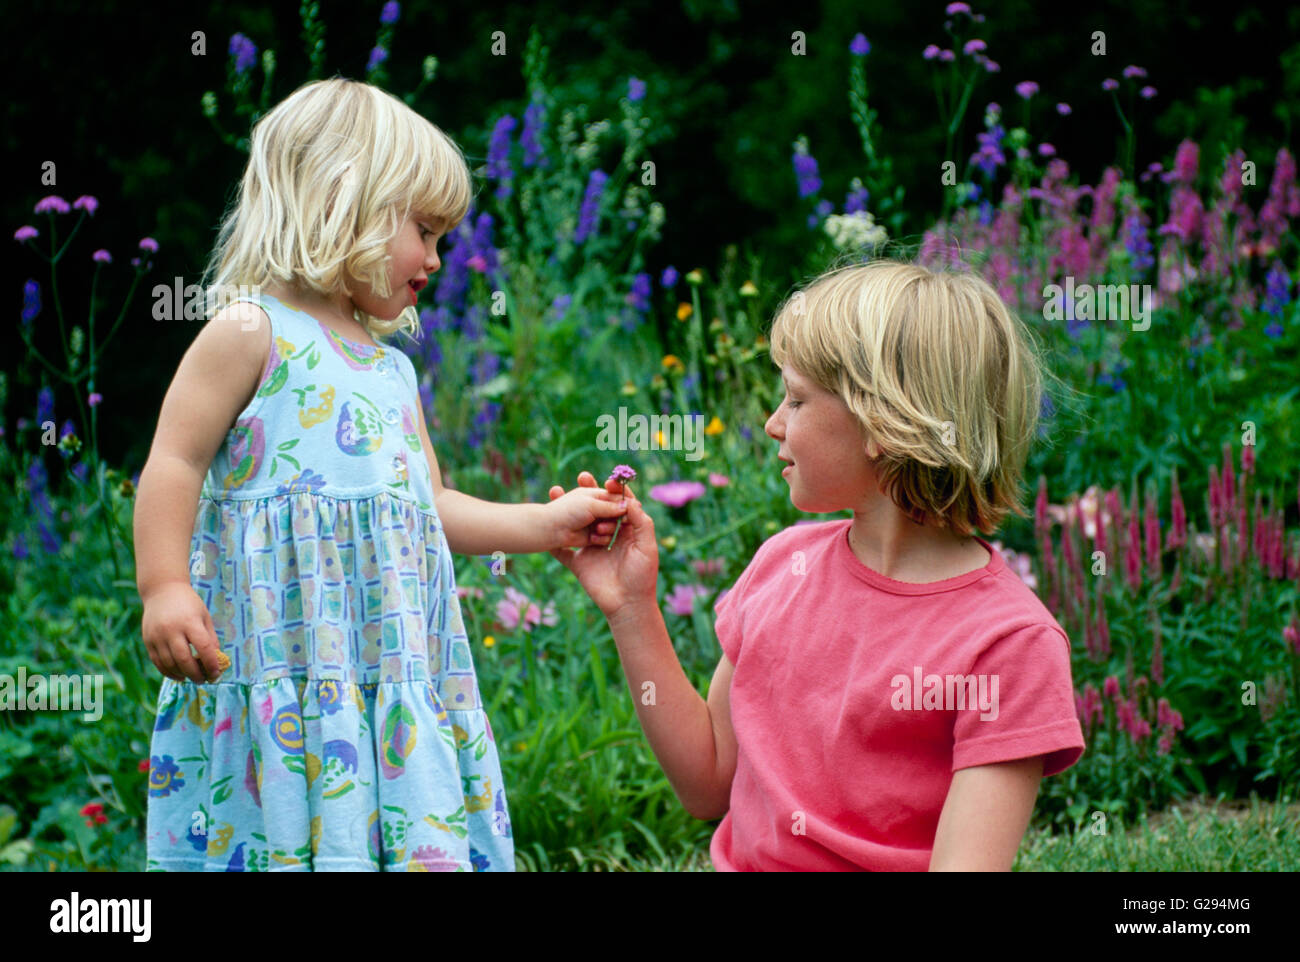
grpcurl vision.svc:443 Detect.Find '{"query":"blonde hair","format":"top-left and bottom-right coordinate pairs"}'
top-left (202, 77), bottom-right (473, 339)
top-left (767, 257), bottom-right (1049, 537)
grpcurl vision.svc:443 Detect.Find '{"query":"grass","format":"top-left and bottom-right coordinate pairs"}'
top-left (523, 794), bottom-right (1300, 871)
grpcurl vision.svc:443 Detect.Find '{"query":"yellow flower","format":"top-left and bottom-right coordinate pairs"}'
top-left (660, 535), bottom-right (678, 550)
top-left (754, 334), bottom-right (768, 348)
top-left (685, 269), bottom-right (704, 285)
top-left (620, 380), bottom-right (638, 396)
top-left (739, 280), bottom-right (758, 297)
top-left (705, 416), bottom-right (724, 436)
top-left (676, 302), bottom-right (693, 321)
top-left (484, 635), bottom-right (496, 648)
top-left (661, 354), bottom-right (685, 372)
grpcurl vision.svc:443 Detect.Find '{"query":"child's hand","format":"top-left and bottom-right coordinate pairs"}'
top-left (548, 472), bottom-right (659, 619)
top-left (140, 582), bottom-right (227, 684)
top-left (543, 472), bottom-right (631, 550)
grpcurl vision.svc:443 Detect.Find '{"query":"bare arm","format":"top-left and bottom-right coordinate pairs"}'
top-left (134, 302), bottom-right (270, 681)
top-left (606, 600), bottom-right (740, 820)
top-left (928, 756), bottom-right (1043, 871)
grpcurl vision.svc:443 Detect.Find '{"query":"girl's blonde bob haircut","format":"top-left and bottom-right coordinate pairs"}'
top-left (202, 78), bottom-right (472, 339)
top-left (768, 258), bottom-right (1046, 537)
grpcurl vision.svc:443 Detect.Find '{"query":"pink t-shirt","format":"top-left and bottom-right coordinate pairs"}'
top-left (709, 518), bottom-right (1085, 871)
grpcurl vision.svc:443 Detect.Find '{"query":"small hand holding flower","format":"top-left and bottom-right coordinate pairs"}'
top-left (543, 471), bottom-right (631, 550)
top-left (548, 467), bottom-right (659, 619)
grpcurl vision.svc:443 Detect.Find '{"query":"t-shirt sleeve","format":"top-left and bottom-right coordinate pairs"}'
top-left (951, 623), bottom-right (1085, 777)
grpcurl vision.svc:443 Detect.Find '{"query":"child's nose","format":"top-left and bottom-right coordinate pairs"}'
top-left (426, 250), bottom-right (441, 273)
top-left (764, 408), bottom-right (782, 439)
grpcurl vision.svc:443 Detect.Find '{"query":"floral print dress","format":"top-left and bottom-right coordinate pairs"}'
top-left (146, 293), bottom-right (513, 871)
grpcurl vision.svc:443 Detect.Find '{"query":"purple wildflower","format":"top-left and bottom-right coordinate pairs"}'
top-left (1038, 143), bottom-right (1056, 157)
top-left (139, 237), bottom-right (159, 253)
top-left (628, 77), bottom-right (646, 101)
top-left (661, 265), bottom-right (679, 288)
top-left (366, 46), bottom-right (388, 72)
top-left (73, 195), bottom-right (99, 215)
top-left (228, 33), bottom-right (257, 74)
top-left (1122, 65), bottom-right (1147, 79)
top-left (487, 115), bottom-right (517, 199)
top-left (946, 2), bottom-right (971, 13)
top-left (938, 49), bottom-right (955, 62)
top-left (574, 169), bottom-right (608, 245)
top-left (844, 181), bottom-right (870, 214)
top-left (792, 142), bottom-right (821, 198)
top-left (850, 34), bottom-right (871, 56)
top-left (22, 280), bottom-right (40, 323)
top-left (1102, 78), bottom-right (1119, 91)
top-left (649, 480), bottom-right (707, 507)
top-left (923, 44), bottom-right (940, 60)
top-left (1015, 81), bottom-right (1038, 100)
top-left (35, 196), bottom-right (70, 215)
top-left (14, 225), bottom-right (38, 242)
top-left (963, 39), bottom-right (986, 55)
top-left (1056, 102), bottom-right (1071, 115)
top-left (626, 272), bottom-right (652, 312)
top-left (93, 249), bottom-right (111, 264)
top-left (984, 59), bottom-right (1000, 73)
top-left (88, 392), bottom-right (103, 407)
top-left (37, 387), bottom-right (54, 424)
top-left (1140, 86), bottom-right (1157, 100)
top-left (666, 584), bottom-right (710, 617)
top-left (521, 99), bottom-right (546, 168)
top-left (1263, 262), bottom-right (1291, 317)
top-left (380, 1), bottom-right (400, 24)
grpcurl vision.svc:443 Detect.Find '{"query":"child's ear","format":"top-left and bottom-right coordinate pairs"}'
top-left (865, 439), bottom-right (882, 460)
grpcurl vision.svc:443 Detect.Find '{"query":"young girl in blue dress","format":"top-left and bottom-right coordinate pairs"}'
top-left (134, 78), bottom-right (628, 871)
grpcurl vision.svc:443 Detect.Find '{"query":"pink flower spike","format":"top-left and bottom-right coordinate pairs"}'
top-left (665, 583), bottom-right (709, 617)
top-left (88, 392), bottom-right (103, 407)
top-left (138, 237), bottom-right (159, 253)
top-left (1056, 102), bottom-right (1071, 115)
top-left (73, 195), bottom-right (99, 215)
top-left (1140, 86), bottom-right (1157, 99)
top-left (92, 249), bottom-right (112, 264)
top-left (1102, 78), bottom-right (1119, 91)
top-left (34, 195), bottom-right (70, 215)
top-left (707, 472), bottom-right (729, 487)
top-left (14, 225), bottom-right (39, 242)
top-left (1103, 675), bottom-right (1120, 700)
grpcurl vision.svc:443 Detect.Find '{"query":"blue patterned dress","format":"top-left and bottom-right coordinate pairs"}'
top-left (145, 293), bottom-right (513, 871)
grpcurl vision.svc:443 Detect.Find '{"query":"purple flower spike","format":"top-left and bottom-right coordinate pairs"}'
top-left (1015, 81), bottom-right (1039, 100)
top-left (1056, 102), bottom-right (1071, 115)
top-left (923, 44), bottom-right (940, 60)
top-left (138, 237), bottom-right (159, 253)
top-left (1038, 143), bottom-right (1056, 157)
top-left (380, 1), bottom-right (400, 24)
top-left (1140, 86), bottom-right (1157, 99)
top-left (228, 33), bottom-right (258, 74)
top-left (14, 225), bottom-right (39, 242)
top-left (963, 39), bottom-right (986, 55)
top-left (367, 46), bottom-right (389, 72)
top-left (1102, 78), bottom-right (1119, 91)
top-left (628, 76), bottom-right (647, 101)
top-left (35, 196), bottom-right (70, 215)
top-left (946, 2), bottom-right (972, 14)
top-left (649, 480), bottom-right (707, 507)
top-left (88, 392), bottom-right (103, 407)
top-left (938, 49), bottom-right (956, 62)
top-left (984, 60), bottom-right (1000, 73)
top-left (92, 249), bottom-right (112, 264)
top-left (850, 34), bottom-right (870, 56)
top-left (609, 465), bottom-right (637, 483)
top-left (73, 195), bottom-right (99, 215)
top-left (1122, 65), bottom-right (1147, 79)
top-left (661, 265), bottom-right (679, 288)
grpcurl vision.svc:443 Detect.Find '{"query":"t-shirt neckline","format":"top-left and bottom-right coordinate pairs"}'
top-left (835, 518), bottom-right (1003, 594)
top-left (259, 292), bottom-right (385, 354)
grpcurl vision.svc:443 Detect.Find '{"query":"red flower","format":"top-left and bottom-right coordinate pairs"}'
top-left (138, 758), bottom-right (150, 773)
top-left (79, 802), bottom-right (108, 827)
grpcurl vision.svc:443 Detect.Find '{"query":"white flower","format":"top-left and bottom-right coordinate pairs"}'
top-left (823, 210), bottom-right (888, 250)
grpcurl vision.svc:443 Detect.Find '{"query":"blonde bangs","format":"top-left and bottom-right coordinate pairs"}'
top-left (202, 77), bottom-right (473, 340)
top-left (768, 258), bottom-right (1048, 536)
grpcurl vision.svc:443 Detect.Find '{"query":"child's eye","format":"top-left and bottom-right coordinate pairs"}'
top-left (786, 397), bottom-right (801, 409)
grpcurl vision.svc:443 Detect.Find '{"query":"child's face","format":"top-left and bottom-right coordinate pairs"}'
top-left (765, 365), bottom-right (880, 513)
top-left (351, 213), bottom-right (443, 319)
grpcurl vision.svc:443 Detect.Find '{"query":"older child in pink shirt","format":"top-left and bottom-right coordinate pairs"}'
top-left (553, 259), bottom-right (1085, 870)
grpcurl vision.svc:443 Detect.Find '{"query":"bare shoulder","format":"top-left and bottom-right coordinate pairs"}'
top-left (193, 300), bottom-right (274, 404)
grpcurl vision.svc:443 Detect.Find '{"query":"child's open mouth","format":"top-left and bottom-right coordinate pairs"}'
top-left (408, 278), bottom-right (427, 305)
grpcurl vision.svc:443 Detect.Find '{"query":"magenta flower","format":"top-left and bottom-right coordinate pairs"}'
top-left (14, 225), bottom-right (38, 242)
top-left (1056, 102), bottom-right (1071, 115)
top-left (665, 583), bottom-right (710, 617)
top-left (1103, 675), bottom-right (1120, 700)
top-left (1122, 65), bottom-right (1147, 79)
top-left (609, 464), bottom-right (637, 483)
top-left (649, 480), bottom-right (706, 507)
top-left (496, 586), bottom-right (557, 633)
top-left (692, 557), bottom-right (725, 578)
top-left (1284, 615), bottom-right (1300, 655)
top-left (73, 195), bottom-right (99, 215)
top-left (1015, 81), bottom-right (1038, 100)
top-left (92, 249), bottom-right (112, 264)
top-left (1140, 86), bottom-right (1157, 100)
top-left (983, 59), bottom-right (1000, 73)
top-left (963, 39), bottom-right (986, 55)
top-left (466, 254), bottom-right (487, 272)
top-left (938, 49), bottom-right (955, 62)
top-left (945, 2), bottom-right (971, 14)
top-left (1038, 143), bottom-right (1056, 157)
top-left (88, 392), bottom-right (103, 407)
top-left (707, 472), bottom-right (729, 487)
top-left (1102, 78), bottom-right (1119, 91)
top-left (138, 237), bottom-right (159, 253)
top-left (1167, 468), bottom-right (1186, 551)
top-left (34, 195), bottom-right (70, 215)
top-left (923, 44), bottom-right (940, 60)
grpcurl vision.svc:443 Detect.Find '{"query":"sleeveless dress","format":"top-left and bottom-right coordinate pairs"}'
top-left (145, 292), bottom-right (514, 871)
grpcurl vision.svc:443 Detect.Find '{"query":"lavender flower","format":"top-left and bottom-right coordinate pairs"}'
top-left (938, 49), bottom-right (955, 62)
top-left (73, 195), bottom-right (99, 215)
top-left (626, 272), bottom-right (652, 312)
top-left (380, 1), bottom-right (400, 24)
top-left (88, 392), bottom-right (103, 407)
top-left (1056, 102), bottom-right (1071, 115)
top-left (22, 280), bottom-right (40, 323)
top-left (367, 46), bottom-right (389, 73)
top-left (792, 140), bottom-right (821, 198)
top-left (574, 169), bottom-right (609, 244)
top-left (850, 34), bottom-right (871, 56)
top-left (1123, 206), bottom-right (1155, 273)
top-left (923, 44), bottom-right (941, 60)
top-left (843, 180), bottom-right (870, 214)
top-left (661, 265), bottom-right (679, 288)
top-left (37, 387), bottom-right (54, 424)
top-left (1122, 65), bottom-right (1147, 79)
top-left (14, 225), bottom-right (38, 242)
top-left (521, 99), bottom-right (546, 168)
top-left (1263, 262), bottom-right (1291, 317)
top-left (1015, 81), bottom-right (1038, 100)
top-left (92, 249), bottom-right (112, 264)
top-left (1102, 78), bottom-right (1119, 91)
top-left (229, 33), bottom-right (258, 74)
top-left (628, 77), bottom-right (646, 101)
top-left (139, 237), bottom-right (159, 253)
top-left (551, 294), bottom-right (572, 317)
top-left (487, 115), bottom-right (517, 200)
top-left (1140, 86), bottom-right (1157, 99)
top-left (946, 2), bottom-right (972, 13)
top-left (963, 39), bottom-right (986, 55)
